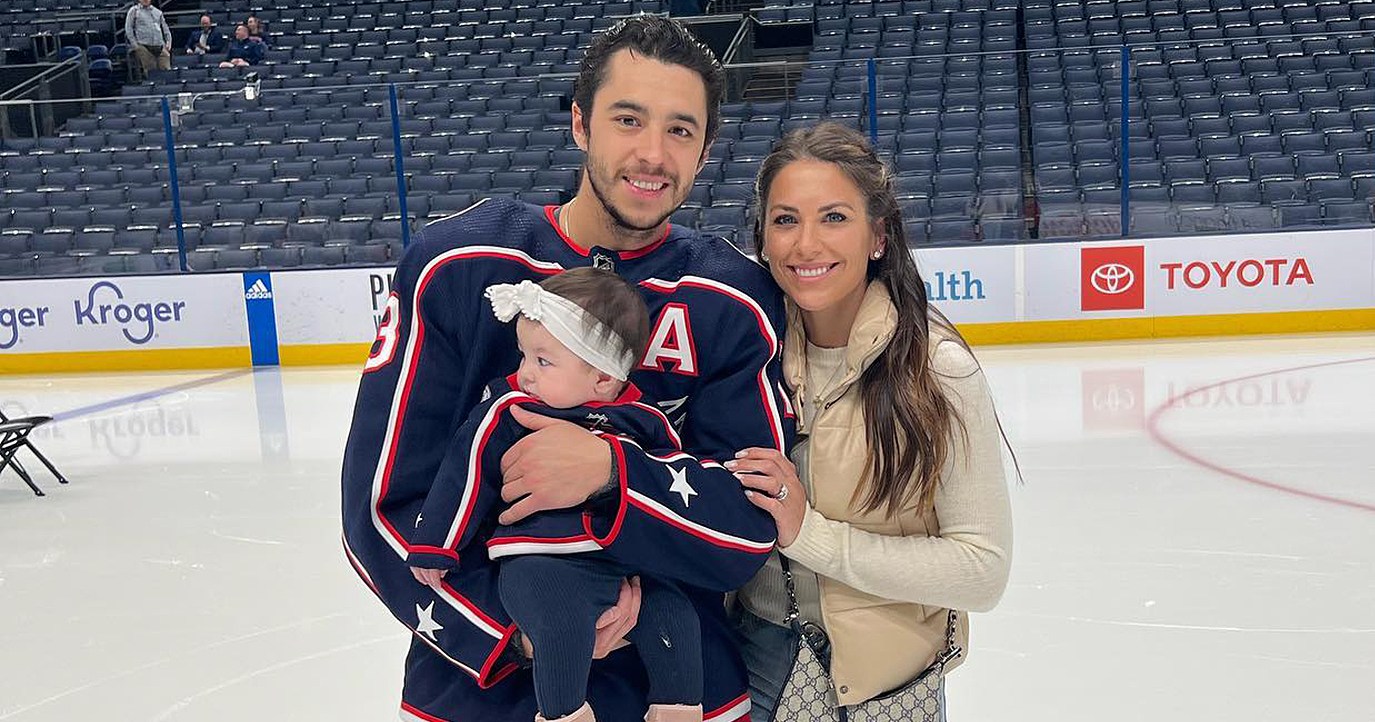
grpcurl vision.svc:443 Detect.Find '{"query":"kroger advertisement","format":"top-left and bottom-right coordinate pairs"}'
top-left (0, 274), bottom-right (248, 354)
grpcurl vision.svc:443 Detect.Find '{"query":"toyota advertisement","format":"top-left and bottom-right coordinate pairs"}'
top-left (1075, 229), bottom-right (1374, 318)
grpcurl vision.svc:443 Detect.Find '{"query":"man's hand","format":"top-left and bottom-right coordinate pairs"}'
top-left (498, 406), bottom-right (612, 525)
top-left (515, 577), bottom-right (641, 661)
top-left (593, 576), bottom-right (641, 659)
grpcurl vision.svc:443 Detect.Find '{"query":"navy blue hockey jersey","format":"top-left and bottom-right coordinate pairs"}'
top-left (406, 374), bottom-right (682, 569)
top-left (341, 198), bottom-right (795, 722)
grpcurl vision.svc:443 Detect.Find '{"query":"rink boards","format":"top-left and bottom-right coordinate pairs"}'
top-left (2, 229), bottom-right (1373, 372)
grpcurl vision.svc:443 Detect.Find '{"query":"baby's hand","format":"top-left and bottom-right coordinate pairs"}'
top-left (410, 566), bottom-right (447, 589)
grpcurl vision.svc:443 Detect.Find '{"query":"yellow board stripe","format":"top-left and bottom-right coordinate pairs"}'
top-left (278, 343), bottom-right (371, 367)
top-left (0, 347), bottom-right (253, 374)
top-left (959, 308), bottom-right (1375, 345)
top-left (4, 309), bottom-right (1373, 373)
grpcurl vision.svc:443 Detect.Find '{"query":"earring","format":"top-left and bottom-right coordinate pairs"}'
top-left (871, 249), bottom-right (884, 260)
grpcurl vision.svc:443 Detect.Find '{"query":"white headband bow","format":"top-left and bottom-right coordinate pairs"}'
top-left (485, 280), bottom-right (635, 381)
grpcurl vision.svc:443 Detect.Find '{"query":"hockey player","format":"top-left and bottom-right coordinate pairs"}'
top-left (341, 14), bottom-right (795, 722)
top-left (408, 268), bottom-right (704, 722)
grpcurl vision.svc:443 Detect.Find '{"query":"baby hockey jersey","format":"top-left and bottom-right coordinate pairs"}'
top-left (341, 198), bottom-right (796, 722)
top-left (406, 374), bottom-right (682, 569)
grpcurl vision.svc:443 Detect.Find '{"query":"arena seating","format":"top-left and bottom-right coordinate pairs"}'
top-left (1023, 0), bottom-right (1375, 238)
top-left (0, 0), bottom-right (1372, 277)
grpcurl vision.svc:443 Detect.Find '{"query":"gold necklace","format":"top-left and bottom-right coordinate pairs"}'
top-left (558, 196), bottom-right (577, 237)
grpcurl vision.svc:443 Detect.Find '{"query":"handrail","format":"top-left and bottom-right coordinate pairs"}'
top-left (0, 57), bottom-right (84, 102)
top-left (721, 14), bottom-right (756, 65)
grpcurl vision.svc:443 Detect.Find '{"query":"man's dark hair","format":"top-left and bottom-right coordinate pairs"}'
top-left (573, 14), bottom-right (725, 146)
top-left (539, 267), bottom-right (651, 363)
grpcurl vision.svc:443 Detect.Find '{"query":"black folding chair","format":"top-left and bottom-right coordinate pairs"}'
top-left (0, 412), bottom-right (68, 497)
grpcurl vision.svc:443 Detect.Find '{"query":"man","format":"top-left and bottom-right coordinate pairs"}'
top-left (218, 24), bottom-right (264, 68)
top-left (341, 14), bottom-right (793, 722)
top-left (124, 0), bottom-right (171, 78)
top-left (185, 15), bottom-right (225, 56)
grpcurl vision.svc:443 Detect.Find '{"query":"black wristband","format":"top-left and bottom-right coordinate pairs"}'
top-left (587, 450), bottom-right (620, 504)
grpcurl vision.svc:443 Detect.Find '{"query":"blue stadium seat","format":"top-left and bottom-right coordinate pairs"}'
top-left (1310, 178), bottom-right (1355, 201)
top-left (51, 209), bottom-right (90, 229)
top-left (929, 218), bottom-right (978, 243)
top-left (1072, 163), bottom-right (1116, 190)
top-left (1252, 156), bottom-right (1296, 181)
top-left (1208, 158), bottom-right (1252, 183)
top-left (1215, 180), bottom-right (1261, 204)
top-left (1276, 202), bottom-right (1321, 227)
top-left (1129, 207), bottom-right (1178, 237)
top-left (1241, 135), bottom-right (1285, 157)
top-left (1223, 203), bottom-right (1274, 231)
top-left (1282, 133), bottom-right (1327, 156)
top-left (980, 217), bottom-right (1025, 241)
top-left (1261, 179), bottom-right (1308, 203)
top-left (1325, 130), bottom-right (1368, 153)
top-left (1177, 206), bottom-right (1228, 233)
top-left (1198, 135), bottom-right (1241, 158)
top-left (1231, 115), bottom-right (1272, 137)
top-left (1322, 199), bottom-right (1373, 226)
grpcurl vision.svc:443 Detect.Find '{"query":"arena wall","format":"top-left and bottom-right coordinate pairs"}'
top-left (2, 229), bottom-right (1372, 373)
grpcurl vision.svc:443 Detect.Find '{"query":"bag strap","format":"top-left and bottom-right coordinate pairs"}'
top-left (932, 605), bottom-right (962, 673)
top-left (779, 553), bottom-right (962, 670)
top-left (779, 553), bottom-right (802, 627)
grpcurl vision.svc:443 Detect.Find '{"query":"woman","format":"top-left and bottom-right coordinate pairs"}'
top-left (727, 122), bottom-right (1013, 721)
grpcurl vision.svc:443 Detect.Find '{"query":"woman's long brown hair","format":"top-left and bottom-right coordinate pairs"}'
top-left (754, 122), bottom-right (969, 517)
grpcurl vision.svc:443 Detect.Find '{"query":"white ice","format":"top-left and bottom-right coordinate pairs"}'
top-left (1, 333), bottom-right (1372, 721)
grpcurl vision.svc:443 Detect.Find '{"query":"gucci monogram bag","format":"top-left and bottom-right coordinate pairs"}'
top-left (770, 557), bottom-right (960, 722)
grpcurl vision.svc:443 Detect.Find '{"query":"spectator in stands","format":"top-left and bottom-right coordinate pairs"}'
top-left (219, 24), bottom-right (265, 68)
top-left (124, 0), bottom-right (172, 78)
top-left (185, 15), bottom-right (226, 56)
top-left (245, 15), bottom-right (271, 47)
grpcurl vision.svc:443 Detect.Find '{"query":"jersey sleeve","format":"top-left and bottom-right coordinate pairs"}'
top-left (408, 394), bottom-right (529, 571)
top-left (339, 236), bottom-right (524, 689)
top-left (588, 279), bottom-right (796, 592)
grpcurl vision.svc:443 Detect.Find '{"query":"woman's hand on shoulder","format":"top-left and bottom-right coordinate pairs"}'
top-left (728, 447), bottom-right (808, 548)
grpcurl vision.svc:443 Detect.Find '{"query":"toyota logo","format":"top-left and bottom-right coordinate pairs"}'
top-left (1091, 263), bottom-right (1135, 295)
top-left (1091, 385), bottom-right (1137, 413)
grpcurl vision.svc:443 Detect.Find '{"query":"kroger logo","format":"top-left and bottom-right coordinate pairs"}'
top-left (1090, 263), bottom-right (1136, 295)
top-left (73, 281), bottom-right (187, 345)
top-left (0, 305), bottom-right (51, 350)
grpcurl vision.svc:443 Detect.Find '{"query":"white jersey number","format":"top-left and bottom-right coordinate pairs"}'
top-left (364, 292), bottom-right (402, 372)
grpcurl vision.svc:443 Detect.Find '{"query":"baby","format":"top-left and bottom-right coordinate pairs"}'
top-left (407, 267), bottom-right (703, 722)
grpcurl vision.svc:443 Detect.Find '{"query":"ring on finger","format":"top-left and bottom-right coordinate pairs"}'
top-left (775, 484), bottom-right (789, 501)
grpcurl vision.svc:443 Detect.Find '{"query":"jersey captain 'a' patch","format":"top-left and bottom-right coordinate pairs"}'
top-left (639, 303), bottom-right (698, 376)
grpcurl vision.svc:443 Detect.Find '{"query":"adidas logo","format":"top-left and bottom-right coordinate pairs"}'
top-left (244, 279), bottom-right (273, 300)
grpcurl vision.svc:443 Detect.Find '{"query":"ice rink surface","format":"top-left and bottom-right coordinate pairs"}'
top-left (2, 333), bottom-right (1372, 721)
